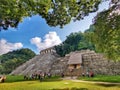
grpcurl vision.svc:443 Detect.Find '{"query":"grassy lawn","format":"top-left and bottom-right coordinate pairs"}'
top-left (78, 75), bottom-right (120, 83)
top-left (0, 75), bottom-right (120, 90)
top-left (5, 75), bottom-right (26, 82)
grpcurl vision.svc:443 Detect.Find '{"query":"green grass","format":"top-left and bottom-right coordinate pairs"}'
top-left (0, 75), bottom-right (119, 90)
top-left (5, 75), bottom-right (26, 82)
top-left (0, 80), bottom-right (120, 90)
top-left (43, 76), bottom-right (62, 82)
top-left (79, 75), bottom-right (120, 83)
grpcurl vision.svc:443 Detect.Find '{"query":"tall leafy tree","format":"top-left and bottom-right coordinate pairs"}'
top-left (93, 3), bottom-right (120, 61)
top-left (0, 0), bottom-right (102, 30)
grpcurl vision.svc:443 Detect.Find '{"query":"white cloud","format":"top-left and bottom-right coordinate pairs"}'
top-left (30, 32), bottom-right (62, 51)
top-left (0, 39), bottom-right (23, 55)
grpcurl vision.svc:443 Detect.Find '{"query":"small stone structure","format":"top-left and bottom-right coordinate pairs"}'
top-left (68, 52), bottom-right (82, 69)
top-left (40, 47), bottom-right (56, 55)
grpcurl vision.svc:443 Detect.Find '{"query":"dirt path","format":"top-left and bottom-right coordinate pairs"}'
top-left (62, 77), bottom-right (120, 85)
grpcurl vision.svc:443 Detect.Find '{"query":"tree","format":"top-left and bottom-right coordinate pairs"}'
top-left (55, 32), bottom-right (95, 56)
top-left (0, 48), bottom-right (36, 74)
top-left (84, 25), bottom-right (95, 50)
top-left (0, 0), bottom-right (102, 30)
top-left (93, 4), bottom-right (120, 61)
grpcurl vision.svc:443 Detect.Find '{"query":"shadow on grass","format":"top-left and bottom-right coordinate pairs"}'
top-left (95, 83), bottom-right (119, 87)
top-left (52, 87), bottom-right (88, 90)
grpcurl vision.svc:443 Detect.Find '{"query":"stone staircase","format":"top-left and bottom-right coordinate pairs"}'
top-left (50, 56), bottom-right (69, 75)
top-left (10, 53), bottom-right (60, 75)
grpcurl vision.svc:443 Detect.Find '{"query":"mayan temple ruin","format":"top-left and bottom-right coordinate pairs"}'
top-left (11, 47), bottom-right (120, 76)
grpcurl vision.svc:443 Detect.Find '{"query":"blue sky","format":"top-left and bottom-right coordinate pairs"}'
top-left (0, 1), bottom-right (110, 55)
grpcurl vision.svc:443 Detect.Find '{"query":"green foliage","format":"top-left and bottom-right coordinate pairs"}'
top-left (93, 5), bottom-right (120, 61)
top-left (55, 31), bottom-right (95, 56)
top-left (83, 25), bottom-right (96, 50)
top-left (0, 48), bottom-right (36, 74)
top-left (0, 0), bottom-right (102, 30)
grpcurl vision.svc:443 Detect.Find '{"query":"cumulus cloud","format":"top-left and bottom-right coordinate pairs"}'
top-left (0, 39), bottom-right (23, 55)
top-left (30, 32), bottom-right (62, 51)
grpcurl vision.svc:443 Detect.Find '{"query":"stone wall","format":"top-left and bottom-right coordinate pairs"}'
top-left (64, 50), bottom-right (120, 76)
top-left (81, 50), bottom-right (120, 75)
top-left (87, 56), bottom-right (120, 75)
